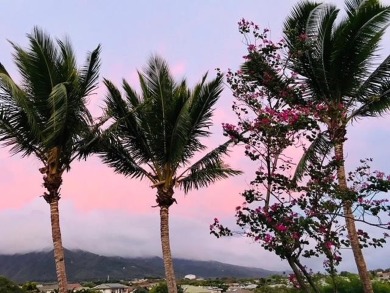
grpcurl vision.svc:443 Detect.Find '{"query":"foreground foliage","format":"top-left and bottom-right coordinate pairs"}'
top-left (0, 276), bottom-right (25, 293)
top-left (255, 275), bottom-right (390, 293)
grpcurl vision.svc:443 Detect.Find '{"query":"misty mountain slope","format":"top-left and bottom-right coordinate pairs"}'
top-left (0, 249), bottom-right (280, 282)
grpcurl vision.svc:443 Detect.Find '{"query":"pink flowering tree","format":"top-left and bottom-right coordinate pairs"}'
top-left (282, 2), bottom-right (390, 292)
top-left (211, 19), bottom-right (390, 292)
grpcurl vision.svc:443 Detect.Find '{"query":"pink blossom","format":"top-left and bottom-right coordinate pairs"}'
top-left (325, 241), bottom-right (334, 250)
top-left (248, 44), bottom-right (256, 52)
top-left (334, 255), bottom-right (342, 262)
top-left (292, 232), bottom-right (301, 240)
top-left (375, 171), bottom-right (385, 179)
top-left (264, 234), bottom-right (273, 243)
top-left (298, 33), bottom-right (308, 41)
top-left (276, 224), bottom-right (288, 232)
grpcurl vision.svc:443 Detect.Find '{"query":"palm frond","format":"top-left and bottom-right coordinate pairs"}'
top-left (186, 73), bottom-right (223, 140)
top-left (180, 161), bottom-right (242, 193)
top-left (43, 83), bottom-right (69, 147)
top-left (99, 134), bottom-right (152, 180)
top-left (349, 54), bottom-right (390, 117)
top-left (0, 67), bottom-right (43, 142)
top-left (79, 44), bottom-right (101, 96)
top-left (344, 0), bottom-right (364, 16)
top-left (123, 79), bottom-right (141, 108)
top-left (143, 55), bottom-right (175, 102)
top-left (179, 140), bottom-right (232, 177)
top-left (18, 27), bottom-right (58, 104)
top-left (73, 126), bottom-right (102, 161)
top-left (284, 1), bottom-right (323, 43)
top-left (104, 78), bottom-right (131, 120)
top-left (0, 105), bottom-right (43, 158)
top-left (103, 78), bottom-right (155, 165)
top-left (293, 131), bottom-right (332, 182)
top-left (167, 83), bottom-right (193, 166)
top-left (309, 4), bottom-right (339, 99)
top-left (138, 56), bottom-right (175, 164)
top-left (241, 52), bottom-right (287, 98)
top-left (285, 1), bottom-right (340, 100)
top-left (331, 0), bottom-right (390, 94)
top-left (351, 80), bottom-right (390, 117)
top-left (167, 73), bottom-right (223, 168)
top-left (57, 38), bottom-right (77, 83)
top-left (355, 54), bottom-right (390, 98)
top-left (178, 139), bottom-right (242, 192)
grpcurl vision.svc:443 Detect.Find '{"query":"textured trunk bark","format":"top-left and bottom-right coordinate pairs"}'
top-left (160, 206), bottom-right (177, 293)
top-left (295, 259), bottom-right (320, 293)
top-left (287, 258), bottom-right (310, 293)
top-left (49, 199), bottom-right (68, 293)
top-left (334, 142), bottom-right (373, 293)
top-left (323, 247), bottom-right (338, 293)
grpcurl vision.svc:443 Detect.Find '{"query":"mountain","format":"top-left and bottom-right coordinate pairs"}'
top-left (0, 249), bottom-right (280, 283)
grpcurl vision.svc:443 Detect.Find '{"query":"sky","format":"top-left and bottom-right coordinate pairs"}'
top-left (1, 0), bottom-right (390, 275)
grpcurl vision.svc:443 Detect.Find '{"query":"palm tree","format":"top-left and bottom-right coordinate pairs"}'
top-left (0, 27), bottom-right (100, 293)
top-left (96, 56), bottom-right (241, 293)
top-left (283, 1), bottom-right (390, 292)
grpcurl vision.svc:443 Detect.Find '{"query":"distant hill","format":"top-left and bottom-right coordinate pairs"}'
top-left (0, 249), bottom-right (281, 283)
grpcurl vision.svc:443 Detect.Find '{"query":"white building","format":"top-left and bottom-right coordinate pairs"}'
top-left (184, 274), bottom-right (197, 280)
top-left (93, 283), bottom-right (129, 293)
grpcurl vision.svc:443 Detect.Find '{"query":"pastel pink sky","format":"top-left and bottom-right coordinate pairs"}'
top-left (1, 0), bottom-right (390, 273)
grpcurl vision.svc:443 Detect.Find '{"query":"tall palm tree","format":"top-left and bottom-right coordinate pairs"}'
top-left (0, 27), bottom-right (100, 293)
top-left (96, 56), bottom-right (241, 293)
top-left (283, 1), bottom-right (390, 292)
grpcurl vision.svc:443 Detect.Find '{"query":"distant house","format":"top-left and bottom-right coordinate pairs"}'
top-left (241, 284), bottom-right (257, 290)
top-left (377, 271), bottom-right (390, 280)
top-left (184, 274), bottom-right (197, 280)
top-left (181, 285), bottom-right (222, 293)
top-left (227, 289), bottom-right (253, 293)
top-left (38, 283), bottom-right (83, 293)
top-left (93, 283), bottom-right (130, 293)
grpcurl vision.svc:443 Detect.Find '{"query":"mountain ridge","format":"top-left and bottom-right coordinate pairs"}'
top-left (0, 249), bottom-right (280, 283)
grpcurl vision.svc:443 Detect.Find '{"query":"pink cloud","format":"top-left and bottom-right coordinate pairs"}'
top-left (60, 157), bottom-right (155, 213)
top-left (170, 61), bottom-right (187, 78)
top-left (60, 152), bottom-right (247, 218)
top-left (0, 151), bottom-right (43, 210)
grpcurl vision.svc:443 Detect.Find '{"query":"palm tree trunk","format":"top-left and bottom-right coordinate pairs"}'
top-left (160, 206), bottom-right (177, 293)
top-left (42, 148), bottom-right (68, 293)
top-left (334, 142), bottom-right (373, 293)
top-left (50, 199), bottom-right (68, 293)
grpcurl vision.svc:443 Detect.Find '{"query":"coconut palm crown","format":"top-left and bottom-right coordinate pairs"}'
top-left (284, 0), bottom-right (390, 120)
top-left (100, 56), bottom-right (240, 194)
top-left (0, 27), bottom-right (101, 293)
top-left (96, 55), bottom-right (241, 293)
